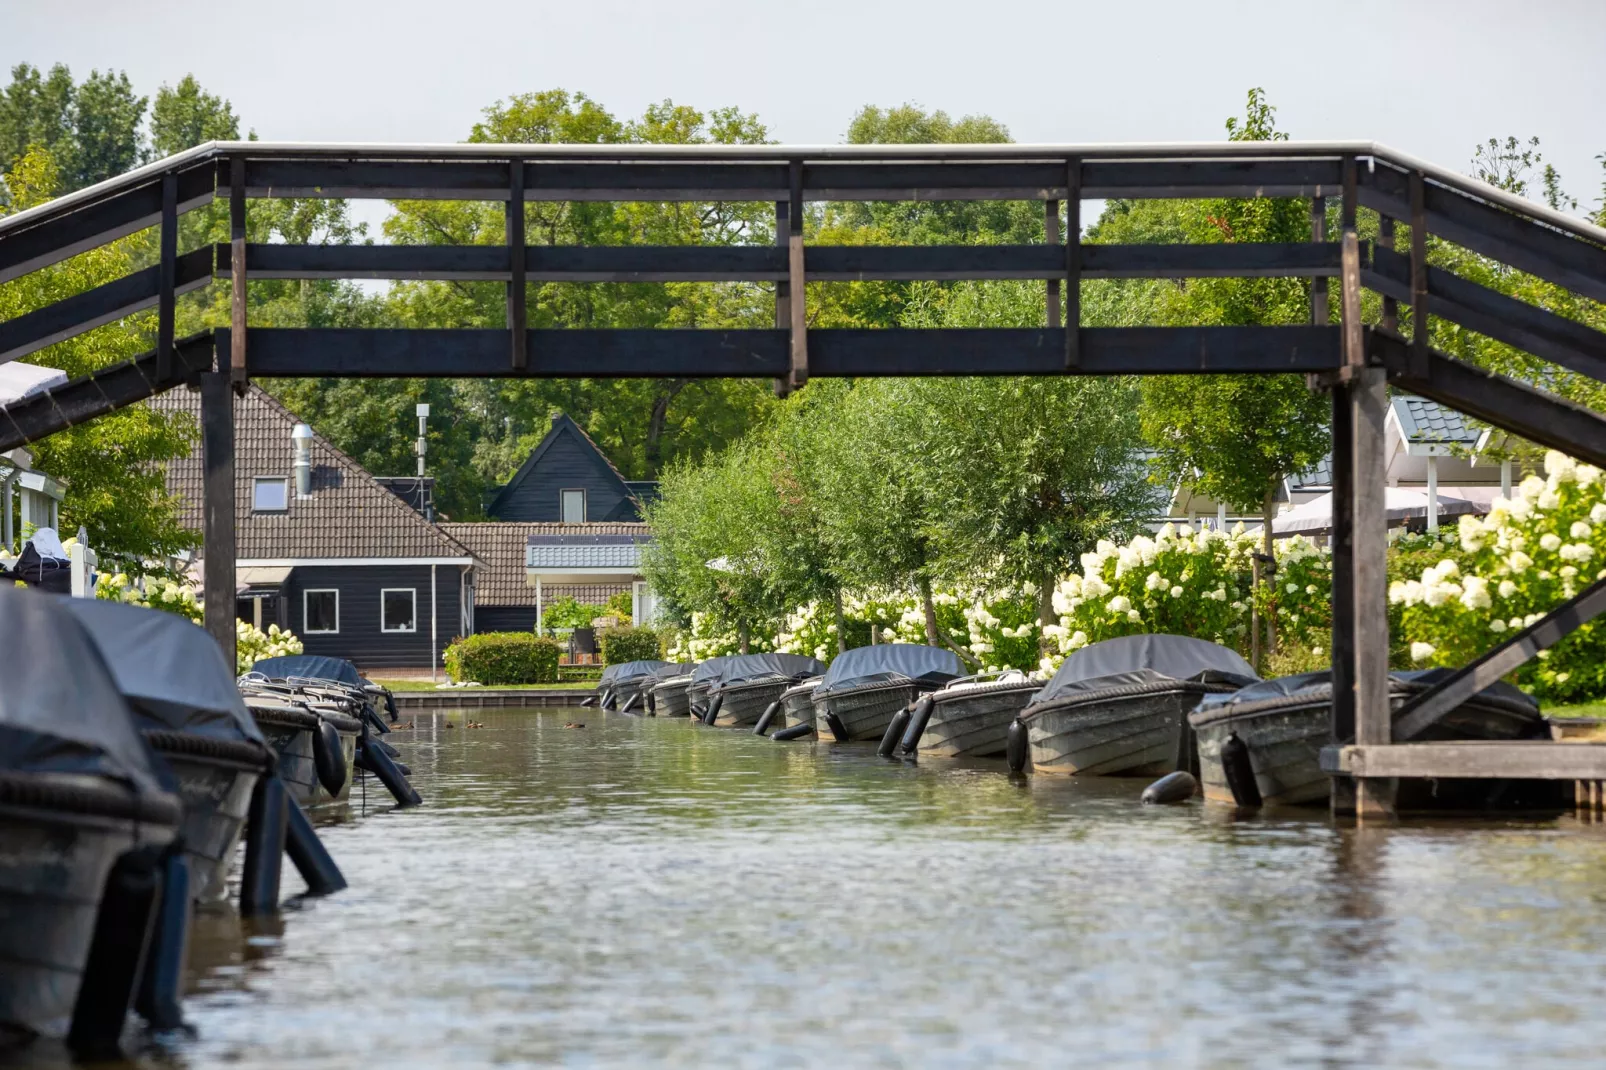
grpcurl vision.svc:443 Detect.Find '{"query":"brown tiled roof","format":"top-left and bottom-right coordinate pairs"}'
top-left (151, 385), bottom-right (476, 562)
top-left (441, 521), bottom-right (648, 605)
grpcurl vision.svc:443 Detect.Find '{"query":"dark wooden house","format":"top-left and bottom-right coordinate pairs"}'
top-left (486, 413), bottom-right (656, 523)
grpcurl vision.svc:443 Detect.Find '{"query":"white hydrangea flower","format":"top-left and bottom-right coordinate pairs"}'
top-left (1544, 450), bottom-right (1578, 483)
top-left (1067, 630), bottom-right (1089, 650)
top-left (1519, 475), bottom-right (1547, 501)
top-left (1459, 577), bottom-right (1491, 610)
top-left (1169, 586), bottom-right (1184, 599)
top-left (1305, 585), bottom-right (1318, 595)
top-left (1572, 521), bottom-right (1593, 539)
top-left (1508, 551), bottom-right (1533, 573)
top-left (1507, 496), bottom-right (1533, 520)
top-left (1538, 490), bottom-right (1561, 511)
top-left (1126, 609), bottom-right (1142, 622)
top-left (1498, 579), bottom-right (1517, 598)
top-left (1592, 503), bottom-right (1606, 525)
top-left (1107, 595), bottom-right (1131, 614)
top-left (1410, 642), bottom-right (1436, 662)
top-left (1145, 571), bottom-right (1165, 591)
top-left (1489, 619), bottom-right (1507, 633)
top-left (1285, 582), bottom-right (1298, 593)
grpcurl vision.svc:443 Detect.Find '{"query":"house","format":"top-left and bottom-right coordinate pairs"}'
top-left (486, 413), bottom-right (657, 523)
top-left (0, 362), bottom-right (68, 549)
top-left (152, 385), bottom-right (479, 672)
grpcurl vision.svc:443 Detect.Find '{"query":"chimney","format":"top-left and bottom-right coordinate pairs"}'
top-left (292, 423), bottom-right (313, 497)
top-left (415, 403), bottom-right (432, 521)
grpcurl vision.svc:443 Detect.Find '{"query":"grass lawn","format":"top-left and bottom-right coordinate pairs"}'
top-left (373, 678), bottom-right (598, 692)
top-left (1544, 700), bottom-right (1606, 719)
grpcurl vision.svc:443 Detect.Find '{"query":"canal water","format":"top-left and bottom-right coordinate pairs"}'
top-left (99, 709), bottom-right (1606, 1066)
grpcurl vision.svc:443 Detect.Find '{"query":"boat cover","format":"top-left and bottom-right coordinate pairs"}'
top-left (250, 654), bottom-right (365, 687)
top-left (0, 587), bottom-right (171, 793)
top-left (65, 598), bottom-right (266, 743)
top-left (600, 660), bottom-right (669, 686)
top-left (1033, 634), bottom-right (1258, 705)
top-left (649, 661), bottom-right (696, 680)
top-left (1193, 668), bottom-right (1537, 715)
top-left (814, 644), bottom-right (963, 698)
top-left (694, 652), bottom-right (826, 689)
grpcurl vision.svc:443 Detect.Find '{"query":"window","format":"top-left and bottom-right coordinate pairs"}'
top-left (253, 477), bottom-right (289, 513)
top-left (304, 589), bottom-right (339, 633)
top-left (561, 488), bottom-right (586, 524)
top-left (381, 588), bottom-right (417, 633)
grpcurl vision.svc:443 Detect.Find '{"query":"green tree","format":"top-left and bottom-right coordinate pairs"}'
top-left (0, 63), bottom-right (146, 194)
top-left (150, 74), bottom-right (242, 157)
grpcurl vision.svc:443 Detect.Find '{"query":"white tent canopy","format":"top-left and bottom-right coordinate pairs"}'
top-left (1269, 486), bottom-right (1484, 538)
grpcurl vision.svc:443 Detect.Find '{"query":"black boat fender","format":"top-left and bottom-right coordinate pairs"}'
top-left (621, 691), bottom-right (642, 713)
top-left (135, 846), bottom-right (191, 1032)
top-left (239, 774), bottom-right (288, 917)
top-left (68, 844), bottom-right (164, 1058)
top-left (579, 695), bottom-right (598, 707)
top-left (361, 705), bottom-right (391, 736)
top-left (285, 797), bottom-right (347, 896)
top-left (356, 738), bottom-right (423, 808)
top-left (313, 720), bottom-right (347, 797)
top-left (822, 711), bottom-right (849, 742)
top-left (878, 708), bottom-right (911, 758)
top-left (772, 723), bottom-right (814, 741)
top-left (1141, 771), bottom-right (1198, 805)
top-left (367, 737), bottom-right (401, 758)
top-left (600, 688), bottom-right (616, 711)
top-left (753, 700), bottom-right (781, 736)
top-left (383, 690), bottom-right (400, 723)
top-left (1006, 718), bottom-right (1029, 773)
top-left (1220, 731), bottom-right (1262, 808)
top-left (899, 695), bottom-right (935, 756)
top-left (646, 691), bottom-right (656, 715)
top-left (702, 693), bottom-right (724, 725)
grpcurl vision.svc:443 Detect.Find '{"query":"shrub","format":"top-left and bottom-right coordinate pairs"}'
top-left (540, 596), bottom-right (605, 634)
top-left (445, 632), bottom-right (561, 685)
top-left (599, 625), bottom-right (662, 664)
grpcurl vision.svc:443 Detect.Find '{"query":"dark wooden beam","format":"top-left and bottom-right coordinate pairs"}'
top-left (0, 247), bottom-right (211, 363)
top-left (157, 174), bottom-right (177, 383)
top-left (200, 370), bottom-right (237, 668)
top-left (233, 325), bottom-right (1341, 379)
top-left (1374, 330), bottom-right (1606, 470)
top-left (787, 161), bottom-right (807, 390)
top-left (229, 158), bottom-right (247, 386)
top-left (1360, 162), bottom-right (1606, 305)
top-left (507, 160), bottom-right (526, 371)
top-left (0, 161), bottom-right (215, 284)
top-left (1366, 246), bottom-right (1606, 384)
top-left (1066, 161), bottom-right (1082, 371)
top-left (0, 332), bottom-right (214, 453)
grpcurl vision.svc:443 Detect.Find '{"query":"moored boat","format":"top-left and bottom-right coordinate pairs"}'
top-left (640, 662), bottom-right (694, 714)
top-left (599, 660), bottom-right (667, 711)
top-left (779, 677), bottom-right (823, 731)
top-left (921, 671), bottom-right (1040, 758)
top-left (652, 672), bottom-right (696, 718)
top-left (66, 599), bottom-right (275, 905)
top-left (707, 654), bottom-right (826, 727)
top-left (1189, 669), bottom-right (1551, 808)
top-left (0, 588), bottom-right (183, 1041)
top-left (813, 644), bottom-right (963, 742)
top-left (1020, 634), bottom-right (1257, 777)
top-left (241, 654), bottom-right (388, 805)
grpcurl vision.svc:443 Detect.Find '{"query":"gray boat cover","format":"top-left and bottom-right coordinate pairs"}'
top-left (1033, 634), bottom-right (1258, 704)
top-left (649, 662), bottom-right (696, 680)
top-left (1193, 668), bottom-right (1537, 715)
top-left (64, 598), bottom-right (266, 743)
top-left (600, 660), bottom-right (669, 686)
top-left (250, 654), bottom-right (365, 687)
top-left (814, 644), bottom-right (963, 698)
top-left (694, 652), bottom-right (826, 689)
top-left (0, 587), bottom-right (172, 793)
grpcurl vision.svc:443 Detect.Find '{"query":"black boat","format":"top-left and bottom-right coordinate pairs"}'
top-left (812, 645), bottom-right (963, 742)
top-left (705, 654), bottom-right (827, 727)
top-left (66, 599), bottom-right (274, 906)
top-left (778, 677), bottom-right (824, 732)
top-left (0, 588), bottom-right (182, 1041)
top-left (1189, 669), bottom-right (1551, 808)
top-left (650, 668), bottom-right (698, 718)
top-left (1019, 635), bottom-right (1258, 776)
top-left (640, 662), bottom-right (695, 715)
top-left (239, 655), bottom-right (380, 807)
top-left (921, 671), bottom-right (1041, 758)
top-left (598, 660), bottom-right (671, 712)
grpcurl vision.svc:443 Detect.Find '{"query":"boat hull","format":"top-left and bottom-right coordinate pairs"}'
top-left (815, 682), bottom-right (920, 742)
top-left (713, 678), bottom-right (789, 727)
top-left (652, 678), bottom-right (693, 718)
top-left (146, 732), bottom-right (266, 905)
top-left (780, 682), bottom-right (819, 730)
top-left (0, 774), bottom-right (178, 1040)
top-left (1024, 684), bottom-right (1224, 777)
top-left (1189, 683), bottom-right (1549, 808)
top-left (922, 683), bottom-right (1038, 758)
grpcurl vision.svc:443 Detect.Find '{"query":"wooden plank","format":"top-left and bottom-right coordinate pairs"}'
top-left (201, 370), bottom-right (237, 670)
top-left (1323, 741), bottom-right (1606, 780)
top-left (774, 200), bottom-right (789, 397)
top-left (1394, 576), bottom-right (1606, 740)
top-left (1309, 196), bottom-right (1328, 325)
top-left (507, 161), bottom-right (527, 371)
top-left (0, 160), bottom-right (215, 284)
top-left (157, 173), bottom-right (177, 383)
top-left (229, 158), bottom-right (247, 385)
top-left (0, 247), bottom-right (211, 363)
top-left (1066, 161), bottom-right (1081, 370)
top-left (788, 161), bottom-right (807, 390)
top-left (235, 325), bottom-right (1343, 379)
top-left (1329, 376), bottom-right (1355, 744)
top-left (1409, 170), bottom-right (1429, 379)
top-left (1045, 199), bottom-right (1060, 329)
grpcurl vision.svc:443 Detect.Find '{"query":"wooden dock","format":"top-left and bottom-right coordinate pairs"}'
top-left (393, 689), bottom-right (594, 710)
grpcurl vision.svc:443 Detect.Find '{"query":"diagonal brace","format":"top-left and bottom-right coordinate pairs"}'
top-left (1394, 575), bottom-right (1606, 740)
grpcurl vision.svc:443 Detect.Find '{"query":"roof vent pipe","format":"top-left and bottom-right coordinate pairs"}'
top-left (292, 423), bottom-right (313, 498)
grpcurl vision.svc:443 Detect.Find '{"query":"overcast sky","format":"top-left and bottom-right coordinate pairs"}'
top-left (7, 0), bottom-right (1604, 218)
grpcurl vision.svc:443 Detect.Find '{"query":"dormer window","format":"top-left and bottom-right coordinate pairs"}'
top-left (253, 477), bottom-right (289, 513)
top-left (561, 488), bottom-right (586, 524)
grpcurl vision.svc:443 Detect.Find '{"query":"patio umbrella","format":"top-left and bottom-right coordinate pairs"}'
top-left (1270, 486), bottom-right (1484, 538)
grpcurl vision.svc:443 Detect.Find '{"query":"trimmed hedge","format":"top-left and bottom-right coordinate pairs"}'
top-left (599, 625), bottom-right (661, 665)
top-left (445, 632), bottom-right (561, 685)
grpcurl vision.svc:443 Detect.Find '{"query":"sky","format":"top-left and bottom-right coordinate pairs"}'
top-left (5, 0), bottom-right (1605, 223)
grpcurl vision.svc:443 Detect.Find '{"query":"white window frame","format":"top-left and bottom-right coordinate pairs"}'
top-left (560, 488), bottom-right (586, 524)
top-left (252, 476), bottom-right (289, 513)
top-left (380, 587), bottom-right (418, 634)
top-left (303, 588), bottom-right (340, 634)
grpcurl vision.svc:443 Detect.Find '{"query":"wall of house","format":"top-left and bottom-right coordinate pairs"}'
top-left (282, 564), bottom-right (464, 671)
top-left (475, 606), bottom-right (540, 633)
top-left (491, 431), bottom-right (638, 522)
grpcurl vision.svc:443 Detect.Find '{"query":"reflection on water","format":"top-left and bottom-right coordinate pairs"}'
top-left (78, 710), bottom-right (1606, 1066)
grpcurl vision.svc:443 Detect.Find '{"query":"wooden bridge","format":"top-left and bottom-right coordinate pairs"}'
top-left (4, 139), bottom-right (1606, 815)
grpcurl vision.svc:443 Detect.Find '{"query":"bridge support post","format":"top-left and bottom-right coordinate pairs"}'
top-left (201, 370), bottom-right (237, 671)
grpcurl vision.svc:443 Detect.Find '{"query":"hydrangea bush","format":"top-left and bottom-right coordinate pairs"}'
top-left (1390, 451), bottom-right (1606, 702)
top-left (769, 587), bottom-right (1040, 673)
top-left (95, 571), bottom-right (303, 674)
